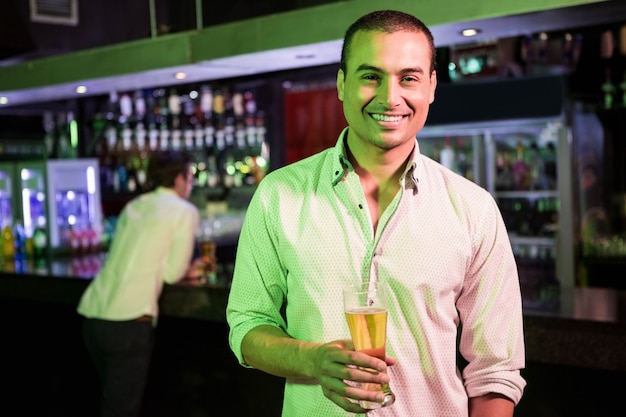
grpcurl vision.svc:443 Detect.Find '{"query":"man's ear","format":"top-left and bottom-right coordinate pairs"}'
top-left (337, 69), bottom-right (345, 102)
top-left (429, 70), bottom-right (437, 104)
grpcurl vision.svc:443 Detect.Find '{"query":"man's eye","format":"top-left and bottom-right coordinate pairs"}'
top-left (362, 74), bottom-right (380, 81)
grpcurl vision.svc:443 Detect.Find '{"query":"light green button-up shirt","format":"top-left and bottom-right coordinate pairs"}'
top-left (227, 128), bottom-right (526, 417)
top-left (78, 187), bottom-right (199, 322)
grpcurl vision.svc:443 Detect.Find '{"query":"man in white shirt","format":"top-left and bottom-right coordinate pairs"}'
top-left (227, 10), bottom-right (525, 417)
top-left (77, 150), bottom-right (201, 417)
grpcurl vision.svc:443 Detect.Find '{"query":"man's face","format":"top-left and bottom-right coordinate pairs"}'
top-left (337, 29), bottom-right (436, 152)
top-left (175, 165), bottom-right (194, 200)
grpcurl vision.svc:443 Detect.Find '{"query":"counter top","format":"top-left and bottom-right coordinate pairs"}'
top-left (1, 254), bottom-right (625, 372)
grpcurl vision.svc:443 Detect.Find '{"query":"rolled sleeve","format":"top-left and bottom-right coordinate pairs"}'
top-left (458, 196), bottom-right (526, 404)
top-left (227, 181), bottom-right (287, 366)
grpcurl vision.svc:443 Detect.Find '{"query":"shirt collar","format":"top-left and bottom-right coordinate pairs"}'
top-left (330, 127), bottom-right (421, 194)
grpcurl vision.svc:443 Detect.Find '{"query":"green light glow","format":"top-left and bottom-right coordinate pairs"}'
top-left (70, 120), bottom-right (78, 148)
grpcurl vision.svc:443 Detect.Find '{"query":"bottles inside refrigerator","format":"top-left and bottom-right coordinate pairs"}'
top-left (46, 159), bottom-right (102, 254)
top-left (419, 117), bottom-right (574, 310)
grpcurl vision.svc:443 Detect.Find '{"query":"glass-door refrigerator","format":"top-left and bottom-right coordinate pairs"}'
top-left (0, 139), bottom-right (102, 259)
top-left (418, 117), bottom-right (575, 311)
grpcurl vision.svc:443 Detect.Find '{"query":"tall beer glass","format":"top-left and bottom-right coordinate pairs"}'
top-left (343, 282), bottom-right (396, 409)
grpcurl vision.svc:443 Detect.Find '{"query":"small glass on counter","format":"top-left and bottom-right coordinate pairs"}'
top-left (196, 218), bottom-right (220, 285)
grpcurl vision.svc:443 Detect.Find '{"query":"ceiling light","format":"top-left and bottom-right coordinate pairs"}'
top-left (175, 72), bottom-right (187, 80)
top-left (76, 85), bottom-right (87, 94)
top-left (461, 28), bottom-right (481, 37)
top-left (0, 96), bottom-right (7, 104)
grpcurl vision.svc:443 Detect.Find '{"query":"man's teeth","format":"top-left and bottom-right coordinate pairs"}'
top-left (372, 114), bottom-right (403, 122)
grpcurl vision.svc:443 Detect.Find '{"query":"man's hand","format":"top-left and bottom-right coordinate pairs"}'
top-left (240, 327), bottom-right (396, 413)
top-left (312, 339), bottom-right (393, 413)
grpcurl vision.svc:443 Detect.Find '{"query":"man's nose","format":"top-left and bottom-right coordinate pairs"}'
top-left (377, 79), bottom-right (400, 107)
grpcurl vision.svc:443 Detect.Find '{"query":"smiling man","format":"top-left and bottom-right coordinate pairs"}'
top-left (227, 10), bottom-right (526, 417)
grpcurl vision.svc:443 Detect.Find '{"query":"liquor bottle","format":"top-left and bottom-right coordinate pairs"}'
top-left (206, 153), bottom-right (221, 189)
top-left (213, 88), bottom-right (225, 127)
top-left (512, 138), bottom-right (530, 190)
top-left (244, 90), bottom-right (257, 115)
top-left (119, 92), bottom-right (133, 125)
top-left (495, 153), bottom-right (515, 191)
top-left (1, 218), bottom-right (15, 261)
top-left (12, 219), bottom-right (26, 261)
top-left (32, 218), bottom-right (47, 261)
top-left (112, 123), bottom-right (130, 193)
top-left (125, 135), bottom-right (140, 193)
top-left (456, 138), bottom-right (470, 180)
top-left (169, 87), bottom-right (182, 137)
top-left (255, 111), bottom-right (270, 179)
top-left (200, 85), bottom-right (213, 126)
top-left (224, 117), bottom-right (235, 148)
top-left (181, 90), bottom-right (196, 151)
top-left (232, 91), bottom-right (245, 120)
top-left (56, 112), bottom-right (72, 159)
top-left (528, 142), bottom-right (546, 190)
top-left (42, 111), bottom-right (56, 158)
top-left (439, 137), bottom-right (455, 171)
top-left (133, 90), bottom-right (147, 126)
top-left (99, 117), bottom-right (117, 194)
top-left (602, 67), bottom-right (616, 110)
top-left (544, 142), bottom-right (557, 189)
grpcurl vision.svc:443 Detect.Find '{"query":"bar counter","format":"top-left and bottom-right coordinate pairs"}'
top-left (2, 254), bottom-right (626, 416)
top-left (1, 253), bottom-right (625, 372)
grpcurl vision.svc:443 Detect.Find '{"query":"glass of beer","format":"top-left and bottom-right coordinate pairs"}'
top-left (196, 219), bottom-right (217, 284)
top-left (343, 282), bottom-right (396, 409)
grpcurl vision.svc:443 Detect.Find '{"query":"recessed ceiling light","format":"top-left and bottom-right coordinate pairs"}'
top-left (461, 28), bottom-right (481, 37)
top-left (76, 85), bottom-right (87, 94)
top-left (0, 96), bottom-right (8, 105)
top-left (175, 72), bottom-right (187, 80)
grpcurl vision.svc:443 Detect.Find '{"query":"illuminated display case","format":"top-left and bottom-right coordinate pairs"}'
top-left (46, 159), bottom-right (101, 250)
top-left (0, 139), bottom-right (101, 255)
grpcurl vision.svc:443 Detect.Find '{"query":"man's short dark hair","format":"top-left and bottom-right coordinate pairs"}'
top-left (147, 150), bottom-right (193, 189)
top-left (340, 10), bottom-right (436, 75)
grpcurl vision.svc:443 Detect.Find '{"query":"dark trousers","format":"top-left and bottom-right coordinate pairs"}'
top-left (82, 318), bottom-right (155, 417)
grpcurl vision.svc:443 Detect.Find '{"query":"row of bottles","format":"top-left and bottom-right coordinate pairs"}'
top-left (92, 85), bottom-right (269, 195)
top-left (513, 242), bottom-right (559, 310)
top-left (1, 217), bottom-right (47, 263)
top-left (495, 139), bottom-right (557, 192)
top-left (42, 111), bottom-right (79, 159)
top-left (432, 136), bottom-right (474, 181)
top-left (498, 197), bottom-right (559, 237)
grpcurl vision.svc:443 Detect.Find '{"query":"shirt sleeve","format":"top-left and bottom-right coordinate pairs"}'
top-left (226, 181), bottom-right (288, 366)
top-left (457, 194), bottom-right (527, 404)
top-left (163, 205), bottom-right (200, 284)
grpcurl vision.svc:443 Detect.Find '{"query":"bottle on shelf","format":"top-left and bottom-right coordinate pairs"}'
top-left (42, 111), bottom-right (56, 158)
top-left (456, 138), bottom-right (471, 180)
top-left (212, 88), bottom-right (225, 127)
top-left (512, 138), bottom-right (530, 190)
top-left (1, 218), bottom-right (15, 261)
top-left (528, 142), bottom-right (546, 190)
top-left (56, 112), bottom-right (73, 159)
top-left (13, 219), bottom-right (26, 261)
top-left (439, 137), bottom-right (456, 171)
top-left (168, 88), bottom-right (182, 150)
top-left (32, 217), bottom-right (47, 261)
top-left (602, 67), bottom-right (616, 110)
